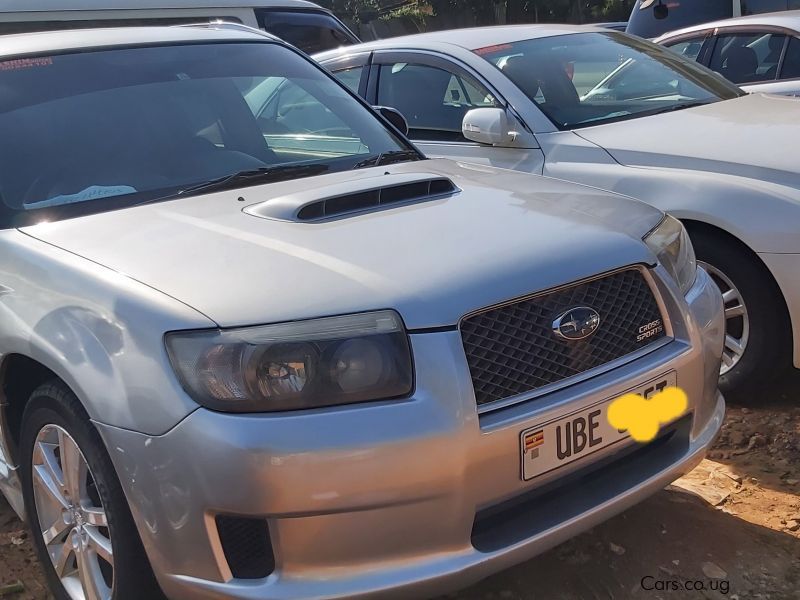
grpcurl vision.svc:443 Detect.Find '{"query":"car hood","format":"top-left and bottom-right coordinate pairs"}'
top-left (22, 159), bottom-right (661, 329)
top-left (576, 94), bottom-right (800, 188)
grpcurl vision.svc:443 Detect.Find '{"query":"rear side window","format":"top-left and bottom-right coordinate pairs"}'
top-left (257, 10), bottom-right (357, 54)
top-left (779, 36), bottom-right (800, 79)
top-left (708, 32), bottom-right (786, 83)
top-left (626, 0), bottom-right (732, 38)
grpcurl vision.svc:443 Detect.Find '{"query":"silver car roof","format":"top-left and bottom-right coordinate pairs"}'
top-left (654, 9), bottom-right (800, 41)
top-left (0, 0), bottom-right (323, 14)
top-left (315, 24), bottom-right (609, 58)
top-left (0, 24), bottom-right (275, 59)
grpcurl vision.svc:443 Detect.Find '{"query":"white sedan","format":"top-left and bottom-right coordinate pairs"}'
top-left (316, 26), bottom-right (800, 399)
top-left (655, 10), bottom-right (800, 96)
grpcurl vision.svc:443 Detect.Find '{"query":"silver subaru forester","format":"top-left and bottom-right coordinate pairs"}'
top-left (0, 24), bottom-right (725, 600)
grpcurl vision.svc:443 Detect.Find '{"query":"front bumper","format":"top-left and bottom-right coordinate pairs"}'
top-left (97, 266), bottom-right (725, 600)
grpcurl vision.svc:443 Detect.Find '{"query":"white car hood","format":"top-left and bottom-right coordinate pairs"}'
top-left (576, 94), bottom-right (800, 188)
top-left (22, 159), bottom-right (661, 329)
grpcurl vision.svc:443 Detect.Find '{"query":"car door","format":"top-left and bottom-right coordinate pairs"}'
top-left (356, 51), bottom-right (545, 173)
top-left (744, 31), bottom-right (800, 95)
top-left (706, 28), bottom-right (788, 91)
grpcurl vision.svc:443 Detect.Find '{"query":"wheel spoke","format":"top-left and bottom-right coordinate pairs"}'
top-left (32, 463), bottom-right (70, 512)
top-left (721, 288), bottom-right (741, 305)
top-left (81, 506), bottom-right (108, 528)
top-left (725, 334), bottom-right (745, 357)
top-left (75, 544), bottom-right (108, 600)
top-left (58, 430), bottom-right (86, 502)
top-left (42, 514), bottom-right (71, 545)
top-left (724, 304), bottom-right (745, 319)
top-left (54, 539), bottom-right (75, 577)
top-left (84, 526), bottom-right (114, 567)
top-left (721, 352), bottom-right (735, 368)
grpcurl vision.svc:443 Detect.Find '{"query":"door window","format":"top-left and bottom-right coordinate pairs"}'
top-left (708, 32), bottom-right (786, 83)
top-left (779, 36), bottom-right (800, 79)
top-left (664, 36), bottom-right (707, 62)
top-left (376, 62), bottom-right (499, 142)
top-left (332, 67), bottom-right (364, 93)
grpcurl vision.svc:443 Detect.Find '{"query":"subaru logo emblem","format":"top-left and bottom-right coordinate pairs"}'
top-left (552, 306), bottom-right (601, 341)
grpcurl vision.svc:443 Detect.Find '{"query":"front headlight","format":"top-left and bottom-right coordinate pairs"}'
top-left (166, 310), bottom-right (413, 412)
top-left (644, 214), bottom-right (697, 295)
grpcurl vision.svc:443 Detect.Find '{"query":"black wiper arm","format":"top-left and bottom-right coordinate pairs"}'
top-left (352, 150), bottom-right (422, 170)
top-left (646, 100), bottom-right (711, 116)
top-left (175, 163), bottom-right (330, 197)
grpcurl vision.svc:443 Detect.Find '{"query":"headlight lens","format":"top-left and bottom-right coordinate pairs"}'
top-left (166, 310), bottom-right (413, 412)
top-left (644, 215), bottom-right (697, 295)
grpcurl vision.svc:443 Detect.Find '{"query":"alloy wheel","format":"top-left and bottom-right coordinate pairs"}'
top-left (30, 424), bottom-right (114, 600)
top-left (699, 260), bottom-right (750, 376)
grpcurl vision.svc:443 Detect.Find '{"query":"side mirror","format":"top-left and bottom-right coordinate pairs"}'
top-left (462, 108), bottom-right (513, 146)
top-left (373, 105), bottom-right (409, 137)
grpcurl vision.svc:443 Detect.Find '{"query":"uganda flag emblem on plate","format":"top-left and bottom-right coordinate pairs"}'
top-left (523, 429), bottom-right (544, 458)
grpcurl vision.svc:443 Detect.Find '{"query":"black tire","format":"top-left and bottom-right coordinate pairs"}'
top-left (19, 380), bottom-right (164, 600)
top-left (690, 231), bottom-right (791, 402)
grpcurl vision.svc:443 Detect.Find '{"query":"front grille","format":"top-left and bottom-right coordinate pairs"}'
top-left (215, 516), bottom-right (275, 579)
top-left (460, 268), bottom-right (666, 407)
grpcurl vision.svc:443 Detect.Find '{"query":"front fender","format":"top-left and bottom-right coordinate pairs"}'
top-left (0, 230), bottom-right (214, 435)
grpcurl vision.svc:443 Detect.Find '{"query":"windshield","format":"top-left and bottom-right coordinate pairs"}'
top-left (477, 32), bottom-right (742, 130)
top-left (0, 42), bottom-right (414, 227)
top-left (626, 0), bottom-right (732, 39)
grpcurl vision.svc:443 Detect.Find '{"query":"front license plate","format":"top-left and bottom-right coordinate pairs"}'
top-left (519, 371), bottom-right (678, 481)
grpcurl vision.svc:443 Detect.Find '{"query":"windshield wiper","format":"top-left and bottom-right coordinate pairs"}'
top-left (174, 163), bottom-right (331, 198)
top-left (352, 150), bottom-right (422, 170)
top-left (644, 100), bottom-right (713, 117)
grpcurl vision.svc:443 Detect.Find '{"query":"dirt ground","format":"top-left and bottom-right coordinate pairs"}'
top-left (2, 377), bottom-right (799, 600)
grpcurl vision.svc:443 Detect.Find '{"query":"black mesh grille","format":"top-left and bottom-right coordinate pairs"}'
top-left (215, 516), bottom-right (275, 579)
top-left (460, 269), bottom-right (666, 407)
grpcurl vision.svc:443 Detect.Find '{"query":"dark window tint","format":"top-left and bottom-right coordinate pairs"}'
top-left (709, 32), bottom-right (785, 83)
top-left (779, 36), bottom-right (800, 79)
top-left (626, 0), bottom-right (732, 39)
top-left (664, 36), bottom-right (707, 61)
top-left (0, 16), bottom-right (241, 34)
top-left (333, 67), bottom-right (364, 93)
top-left (257, 10), bottom-right (357, 54)
top-left (741, 0), bottom-right (788, 14)
top-left (377, 63), bottom-right (499, 141)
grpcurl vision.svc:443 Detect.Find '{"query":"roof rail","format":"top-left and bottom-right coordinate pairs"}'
top-left (175, 19), bottom-right (276, 39)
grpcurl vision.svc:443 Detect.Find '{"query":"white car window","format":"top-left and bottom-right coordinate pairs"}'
top-left (709, 32), bottom-right (786, 83)
top-left (665, 37), bottom-right (707, 62)
top-left (376, 62), bottom-right (499, 142)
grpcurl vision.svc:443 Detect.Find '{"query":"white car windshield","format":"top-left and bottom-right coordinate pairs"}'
top-left (477, 32), bottom-right (743, 130)
top-left (0, 42), bottom-right (417, 226)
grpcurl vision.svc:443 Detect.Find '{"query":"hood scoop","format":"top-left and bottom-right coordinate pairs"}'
top-left (243, 172), bottom-right (459, 222)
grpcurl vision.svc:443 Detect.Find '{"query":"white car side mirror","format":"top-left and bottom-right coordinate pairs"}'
top-left (462, 108), bottom-right (513, 146)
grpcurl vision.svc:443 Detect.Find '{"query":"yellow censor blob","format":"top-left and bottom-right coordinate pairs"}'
top-left (607, 386), bottom-right (688, 443)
